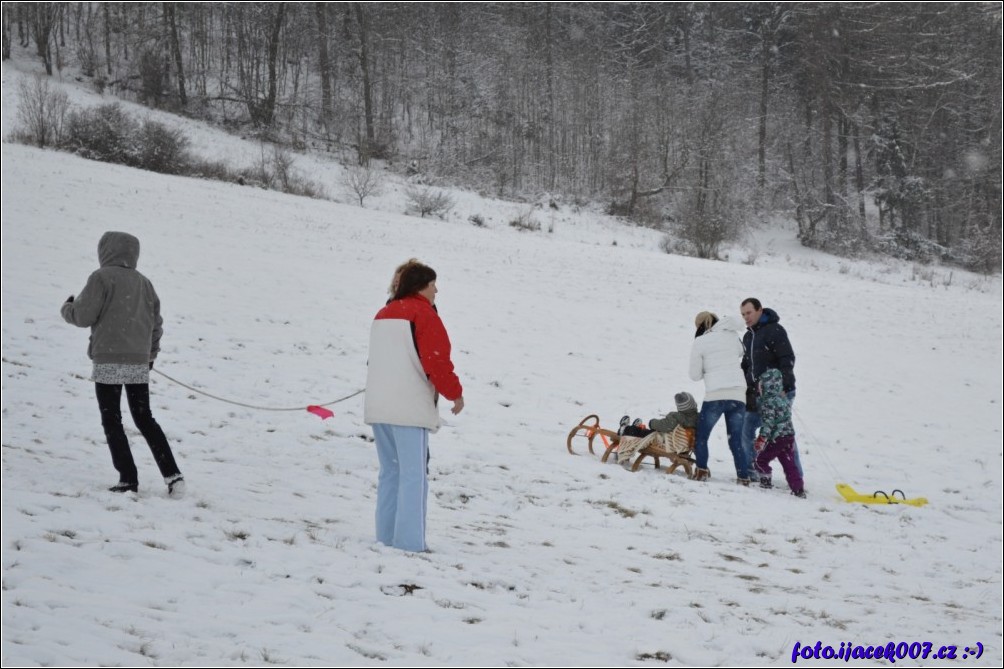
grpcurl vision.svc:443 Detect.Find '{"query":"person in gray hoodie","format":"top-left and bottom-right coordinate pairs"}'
top-left (61, 232), bottom-right (184, 496)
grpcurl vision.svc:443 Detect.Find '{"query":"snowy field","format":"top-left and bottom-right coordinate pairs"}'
top-left (2, 64), bottom-right (1003, 666)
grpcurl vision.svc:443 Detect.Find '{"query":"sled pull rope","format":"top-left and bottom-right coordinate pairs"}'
top-left (152, 368), bottom-right (363, 412)
top-left (585, 425), bottom-right (613, 450)
top-left (791, 405), bottom-right (843, 480)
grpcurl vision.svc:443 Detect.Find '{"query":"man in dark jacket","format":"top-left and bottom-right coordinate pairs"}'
top-left (739, 297), bottom-right (802, 480)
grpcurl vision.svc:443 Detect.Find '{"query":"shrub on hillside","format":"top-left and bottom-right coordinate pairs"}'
top-left (953, 225), bottom-right (1002, 275)
top-left (62, 104), bottom-right (191, 175)
top-left (406, 187), bottom-right (454, 219)
top-left (341, 165), bottom-right (384, 207)
top-left (188, 158), bottom-right (235, 182)
top-left (63, 104), bottom-right (139, 165)
top-left (508, 210), bottom-right (541, 232)
top-left (15, 75), bottom-right (69, 149)
top-left (136, 120), bottom-right (190, 174)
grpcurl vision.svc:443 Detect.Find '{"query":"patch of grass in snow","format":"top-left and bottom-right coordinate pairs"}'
top-left (595, 499), bottom-right (646, 518)
top-left (636, 651), bottom-right (672, 662)
top-left (259, 647), bottom-right (282, 664)
top-left (347, 644), bottom-right (386, 661)
top-left (224, 529), bottom-right (250, 541)
top-left (435, 599), bottom-right (466, 610)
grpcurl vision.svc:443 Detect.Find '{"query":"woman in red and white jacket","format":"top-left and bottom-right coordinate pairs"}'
top-left (364, 262), bottom-right (464, 552)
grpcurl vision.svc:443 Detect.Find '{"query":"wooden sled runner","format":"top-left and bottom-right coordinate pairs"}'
top-left (836, 483), bottom-right (928, 507)
top-left (566, 414), bottom-right (696, 477)
top-left (566, 414), bottom-right (619, 456)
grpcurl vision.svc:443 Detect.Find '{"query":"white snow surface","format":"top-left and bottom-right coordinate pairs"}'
top-left (2, 63), bottom-right (1003, 666)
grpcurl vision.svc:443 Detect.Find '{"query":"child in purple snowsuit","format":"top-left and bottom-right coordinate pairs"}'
top-left (754, 368), bottom-right (806, 497)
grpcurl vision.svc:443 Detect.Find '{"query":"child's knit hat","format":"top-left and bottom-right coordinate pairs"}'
top-left (674, 392), bottom-right (698, 412)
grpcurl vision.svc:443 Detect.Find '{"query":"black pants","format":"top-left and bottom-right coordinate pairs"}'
top-left (95, 383), bottom-right (181, 485)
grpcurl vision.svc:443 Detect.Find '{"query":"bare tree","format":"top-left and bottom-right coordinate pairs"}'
top-left (29, 2), bottom-right (62, 75)
top-left (406, 187), bottom-right (454, 219)
top-left (15, 74), bottom-right (69, 148)
top-left (341, 165), bottom-right (383, 207)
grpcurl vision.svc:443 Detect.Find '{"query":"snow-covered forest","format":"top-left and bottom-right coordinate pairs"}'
top-left (2, 3), bottom-right (1001, 271)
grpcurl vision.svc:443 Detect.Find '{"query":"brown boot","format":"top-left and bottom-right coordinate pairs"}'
top-left (691, 468), bottom-right (711, 482)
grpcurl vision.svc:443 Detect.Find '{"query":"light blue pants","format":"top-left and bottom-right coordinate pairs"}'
top-left (373, 423), bottom-right (429, 552)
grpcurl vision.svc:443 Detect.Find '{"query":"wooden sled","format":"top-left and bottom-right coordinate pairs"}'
top-left (566, 415), bottom-right (695, 477)
top-left (607, 427), bottom-right (697, 477)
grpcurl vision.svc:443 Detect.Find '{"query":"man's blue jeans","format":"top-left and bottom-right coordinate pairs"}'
top-left (742, 389), bottom-right (802, 480)
top-left (695, 399), bottom-right (749, 479)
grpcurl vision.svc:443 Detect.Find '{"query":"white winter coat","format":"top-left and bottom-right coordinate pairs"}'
top-left (689, 315), bottom-right (746, 403)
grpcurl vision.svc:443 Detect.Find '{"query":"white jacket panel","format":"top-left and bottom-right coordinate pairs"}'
top-left (364, 319), bottom-right (441, 432)
top-left (689, 318), bottom-right (746, 403)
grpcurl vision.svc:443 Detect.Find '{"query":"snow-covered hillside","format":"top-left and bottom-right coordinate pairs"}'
top-left (2, 63), bottom-right (1002, 666)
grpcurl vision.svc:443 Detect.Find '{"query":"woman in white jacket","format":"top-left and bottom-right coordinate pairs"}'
top-left (689, 311), bottom-right (751, 483)
top-left (365, 262), bottom-right (464, 552)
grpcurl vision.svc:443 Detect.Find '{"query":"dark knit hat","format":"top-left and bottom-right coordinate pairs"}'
top-left (674, 392), bottom-right (697, 412)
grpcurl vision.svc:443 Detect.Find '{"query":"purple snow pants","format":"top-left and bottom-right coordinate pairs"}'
top-left (754, 435), bottom-right (804, 493)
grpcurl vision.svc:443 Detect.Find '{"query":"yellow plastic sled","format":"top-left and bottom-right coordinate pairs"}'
top-left (836, 483), bottom-right (927, 507)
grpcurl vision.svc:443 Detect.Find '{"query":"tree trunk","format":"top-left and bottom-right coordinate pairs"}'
top-left (251, 2), bottom-right (285, 127)
top-left (821, 116), bottom-right (833, 237)
top-left (30, 3), bottom-right (61, 76)
top-left (2, 8), bottom-right (11, 60)
top-left (757, 35), bottom-right (769, 197)
top-left (853, 122), bottom-right (866, 229)
top-left (103, 2), bottom-right (112, 74)
top-left (165, 3), bottom-right (187, 106)
top-left (315, 3), bottom-right (332, 134)
top-left (353, 2), bottom-right (375, 164)
top-left (838, 113), bottom-right (848, 228)
top-left (544, 4), bottom-right (557, 190)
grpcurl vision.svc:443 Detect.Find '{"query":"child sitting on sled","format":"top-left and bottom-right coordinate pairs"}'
top-left (616, 392), bottom-right (699, 464)
top-left (753, 369), bottom-right (806, 498)
top-left (618, 392), bottom-right (699, 437)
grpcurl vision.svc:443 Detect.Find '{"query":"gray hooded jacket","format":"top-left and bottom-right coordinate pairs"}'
top-left (61, 232), bottom-right (163, 365)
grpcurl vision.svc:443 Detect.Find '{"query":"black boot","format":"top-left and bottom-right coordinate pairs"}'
top-left (618, 415), bottom-right (631, 436)
top-left (109, 481), bottom-right (138, 493)
top-left (166, 474), bottom-right (186, 498)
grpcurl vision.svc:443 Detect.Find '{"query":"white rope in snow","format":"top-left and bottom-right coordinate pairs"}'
top-left (152, 368), bottom-right (363, 412)
top-left (791, 405), bottom-right (844, 480)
